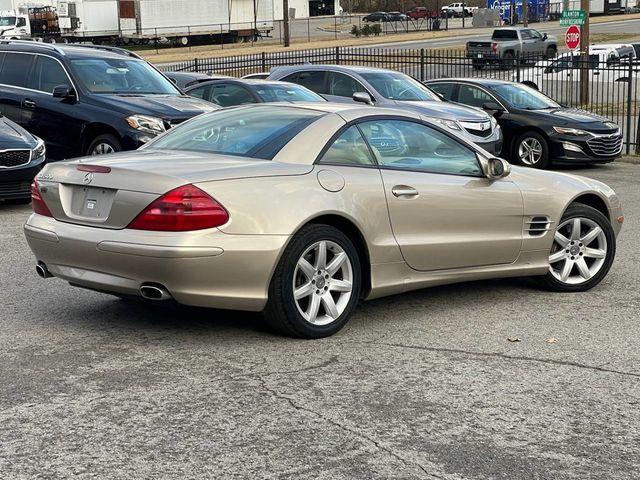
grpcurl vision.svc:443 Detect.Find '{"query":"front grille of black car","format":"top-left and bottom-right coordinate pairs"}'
top-left (368, 136), bottom-right (403, 154)
top-left (0, 150), bottom-right (31, 168)
top-left (587, 135), bottom-right (623, 157)
top-left (0, 180), bottom-right (31, 199)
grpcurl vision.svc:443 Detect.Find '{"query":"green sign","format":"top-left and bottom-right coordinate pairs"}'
top-left (560, 9), bottom-right (586, 26)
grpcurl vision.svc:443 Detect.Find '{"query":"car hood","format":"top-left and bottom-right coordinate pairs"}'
top-left (392, 100), bottom-right (490, 122)
top-left (88, 94), bottom-right (219, 119)
top-left (0, 116), bottom-right (37, 150)
top-left (522, 108), bottom-right (618, 129)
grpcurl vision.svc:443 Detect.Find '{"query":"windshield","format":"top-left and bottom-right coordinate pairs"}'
top-left (70, 58), bottom-right (181, 95)
top-left (254, 84), bottom-right (326, 103)
top-left (0, 16), bottom-right (17, 27)
top-left (146, 106), bottom-right (323, 159)
top-left (360, 72), bottom-right (440, 101)
top-left (492, 84), bottom-right (560, 110)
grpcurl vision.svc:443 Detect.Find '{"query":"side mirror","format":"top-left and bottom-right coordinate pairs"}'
top-left (481, 157), bottom-right (511, 180)
top-left (52, 85), bottom-right (74, 99)
top-left (482, 101), bottom-right (504, 112)
top-left (353, 91), bottom-right (374, 105)
top-left (542, 33), bottom-right (548, 40)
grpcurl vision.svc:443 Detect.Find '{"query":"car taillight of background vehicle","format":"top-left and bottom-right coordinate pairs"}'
top-left (31, 180), bottom-right (53, 217)
top-left (492, 42), bottom-right (498, 53)
top-left (127, 184), bottom-right (229, 231)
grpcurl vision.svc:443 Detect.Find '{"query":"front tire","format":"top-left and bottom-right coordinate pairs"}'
top-left (535, 204), bottom-right (616, 292)
top-left (514, 131), bottom-right (550, 169)
top-left (264, 225), bottom-right (361, 339)
top-left (87, 134), bottom-right (122, 156)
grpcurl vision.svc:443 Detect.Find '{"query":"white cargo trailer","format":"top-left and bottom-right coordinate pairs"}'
top-left (120, 0), bottom-right (275, 46)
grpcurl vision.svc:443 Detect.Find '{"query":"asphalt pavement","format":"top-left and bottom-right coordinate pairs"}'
top-left (0, 163), bottom-right (639, 479)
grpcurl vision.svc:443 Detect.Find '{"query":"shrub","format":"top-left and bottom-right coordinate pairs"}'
top-left (350, 25), bottom-right (361, 37)
top-left (371, 23), bottom-right (382, 36)
top-left (361, 23), bottom-right (372, 36)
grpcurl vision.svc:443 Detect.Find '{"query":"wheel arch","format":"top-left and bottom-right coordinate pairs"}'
top-left (569, 193), bottom-right (610, 222)
top-left (286, 213), bottom-right (372, 300)
top-left (81, 123), bottom-right (122, 155)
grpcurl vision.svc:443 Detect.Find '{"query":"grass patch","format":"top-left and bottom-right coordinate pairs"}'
top-left (589, 32), bottom-right (640, 43)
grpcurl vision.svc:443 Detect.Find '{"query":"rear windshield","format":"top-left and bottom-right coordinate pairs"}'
top-left (492, 29), bottom-right (519, 40)
top-left (146, 106), bottom-right (323, 160)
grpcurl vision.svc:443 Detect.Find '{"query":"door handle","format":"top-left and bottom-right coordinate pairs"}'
top-left (23, 99), bottom-right (36, 108)
top-left (392, 185), bottom-right (419, 198)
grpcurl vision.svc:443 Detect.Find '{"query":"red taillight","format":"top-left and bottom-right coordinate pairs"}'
top-left (76, 165), bottom-right (112, 173)
top-left (30, 179), bottom-right (53, 217)
top-left (127, 184), bottom-right (229, 232)
top-left (492, 42), bottom-right (497, 53)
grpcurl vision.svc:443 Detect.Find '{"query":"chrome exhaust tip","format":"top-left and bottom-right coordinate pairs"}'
top-left (36, 262), bottom-right (52, 279)
top-left (140, 284), bottom-right (172, 301)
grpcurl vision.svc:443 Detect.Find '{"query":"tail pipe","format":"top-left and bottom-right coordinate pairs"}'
top-left (36, 262), bottom-right (53, 279)
top-left (139, 283), bottom-right (172, 301)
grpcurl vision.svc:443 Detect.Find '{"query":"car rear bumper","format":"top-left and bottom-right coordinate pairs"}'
top-left (0, 156), bottom-right (46, 200)
top-left (24, 213), bottom-right (289, 311)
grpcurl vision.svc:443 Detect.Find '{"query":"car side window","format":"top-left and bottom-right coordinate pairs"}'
top-left (290, 71), bottom-right (327, 94)
top-left (428, 82), bottom-right (456, 101)
top-left (530, 30), bottom-right (542, 40)
top-left (210, 84), bottom-right (257, 107)
top-left (0, 53), bottom-right (34, 88)
top-left (458, 85), bottom-right (494, 108)
top-left (28, 56), bottom-right (70, 93)
top-left (187, 85), bottom-right (209, 100)
top-left (318, 126), bottom-right (376, 166)
top-left (520, 30), bottom-right (533, 40)
top-left (358, 119), bottom-right (482, 176)
top-left (326, 72), bottom-right (368, 98)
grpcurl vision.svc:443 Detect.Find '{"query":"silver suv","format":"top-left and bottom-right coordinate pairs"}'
top-left (268, 65), bottom-right (503, 155)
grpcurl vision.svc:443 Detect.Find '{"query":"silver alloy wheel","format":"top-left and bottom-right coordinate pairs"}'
top-left (549, 217), bottom-right (608, 285)
top-left (518, 137), bottom-right (543, 165)
top-left (293, 240), bottom-right (353, 326)
top-left (91, 143), bottom-right (115, 155)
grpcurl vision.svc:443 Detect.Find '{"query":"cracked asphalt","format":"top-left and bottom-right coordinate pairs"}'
top-left (1, 163), bottom-right (639, 479)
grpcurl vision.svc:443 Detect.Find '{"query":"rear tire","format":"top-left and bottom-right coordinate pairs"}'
top-left (545, 46), bottom-right (557, 59)
top-left (86, 134), bottom-right (122, 156)
top-left (535, 204), bottom-right (616, 292)
top-left (501, 51), bottom-right (516, 70)
top-left (264, 224), bottom-right (361, 339)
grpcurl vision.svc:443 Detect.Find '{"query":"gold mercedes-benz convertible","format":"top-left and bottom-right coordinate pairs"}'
top-left (25, 103), bottom-right (624, 338)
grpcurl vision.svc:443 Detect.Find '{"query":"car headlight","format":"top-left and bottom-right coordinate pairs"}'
top-left (438, 119), bottom-right (461, 130)
top-left (32, 138), bottom-right (46, 159)
top-left (553, 126), bottom-right (590, 136)
top-left (126, 115), bottom-right (166, 135)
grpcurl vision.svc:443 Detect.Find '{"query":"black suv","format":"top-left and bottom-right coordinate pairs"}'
top-left (0, 41), bottom-right (217, 160)
top-left (0, 114), bottom-right (45, 201)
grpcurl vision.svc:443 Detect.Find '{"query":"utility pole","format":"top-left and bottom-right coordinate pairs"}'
top-left (283, 0), bottom-right (290, 47)
top-left (580, 0), bottom-right (590, 105)
top-left (523, 0), bottom-right (528, 26)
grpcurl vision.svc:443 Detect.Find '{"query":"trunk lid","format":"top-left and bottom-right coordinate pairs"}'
top-left (36, 150), bottom-right (312, 229)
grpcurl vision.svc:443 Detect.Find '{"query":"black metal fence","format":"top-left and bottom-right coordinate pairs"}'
top-left (161, 48), bottom-right (640, 153)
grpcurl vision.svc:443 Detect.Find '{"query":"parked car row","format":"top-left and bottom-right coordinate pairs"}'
top-left (0, 39), bottom-right (624, 203)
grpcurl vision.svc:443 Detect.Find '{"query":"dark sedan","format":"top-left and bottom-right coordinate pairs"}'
top-left (363, 12), bottom-right (389, 22)
top-left (164, 71), bottom-right (233, 90)
top-left (426, 78), bottom-right (622, 169)
top-left (185, 79), bottom-right (326, 107)
top-left (0, 115), bottom-right (46, 202)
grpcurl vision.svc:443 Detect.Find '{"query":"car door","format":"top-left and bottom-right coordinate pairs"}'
top-left (0, 52), bottom-right (34, 127)
top-left (280, 71), bottom-right (328, 98)
top-left (324, 72), bottom-right (372, 104)
top-left (358, 118), bottom-right (523, 271)
top-left (22, 54), bottom-right (84, 160)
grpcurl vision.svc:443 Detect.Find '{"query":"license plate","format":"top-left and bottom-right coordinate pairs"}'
top-left (69, 186), bottom-right (116, 219)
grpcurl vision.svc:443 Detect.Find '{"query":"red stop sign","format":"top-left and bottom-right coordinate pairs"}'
top-left (565, 25), bottom-right (580, 51)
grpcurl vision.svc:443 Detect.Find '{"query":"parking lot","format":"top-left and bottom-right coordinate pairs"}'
top-left (1, 161), bottom-right (638, 479)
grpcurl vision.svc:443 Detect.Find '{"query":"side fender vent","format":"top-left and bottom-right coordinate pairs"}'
top-left (526, 216), bottom-right (551, 236)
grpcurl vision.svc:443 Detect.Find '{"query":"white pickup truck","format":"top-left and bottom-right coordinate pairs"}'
top-left (441, 3), bottom-right (476, 17)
